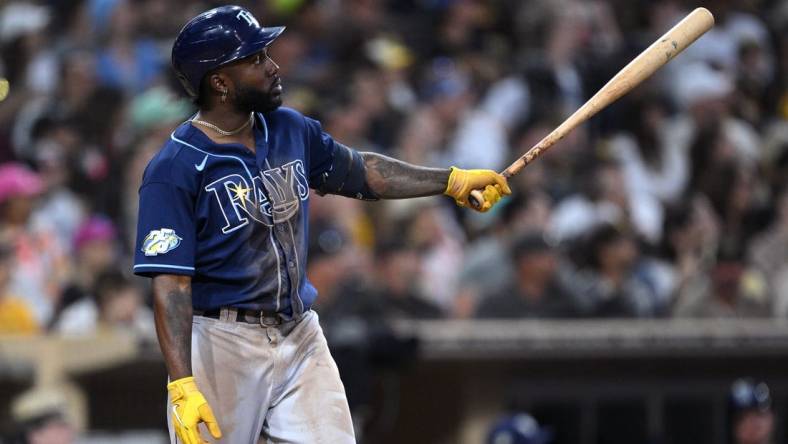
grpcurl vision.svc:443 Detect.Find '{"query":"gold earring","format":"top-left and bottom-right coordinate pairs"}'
top-left (221, 88), bottom-right (228, 104)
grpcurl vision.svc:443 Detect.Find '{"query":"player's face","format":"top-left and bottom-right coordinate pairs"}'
top-left (735, 411), bottom-right (773, 444)
top-left (230, 49), bottom-right (282, 113)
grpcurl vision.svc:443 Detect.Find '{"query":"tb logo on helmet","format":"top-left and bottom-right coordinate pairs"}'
top-left (236, 10), bottom-right (257, 26)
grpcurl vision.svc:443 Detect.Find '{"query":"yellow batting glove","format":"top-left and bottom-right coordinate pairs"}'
top-left (167, 376), bottom-right (222, 444)
top-left (444, 167), bottom-right (511, 212)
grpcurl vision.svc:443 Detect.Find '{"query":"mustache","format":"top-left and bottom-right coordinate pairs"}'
top-left (269, 77), bottom-right (281, 90)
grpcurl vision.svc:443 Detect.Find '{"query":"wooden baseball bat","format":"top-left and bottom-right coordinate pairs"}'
top-left (469, 7), bottom-right (714, 209)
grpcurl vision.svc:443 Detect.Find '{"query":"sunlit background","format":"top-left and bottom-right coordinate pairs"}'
top-left (1, 0), bottom-right (788, 443)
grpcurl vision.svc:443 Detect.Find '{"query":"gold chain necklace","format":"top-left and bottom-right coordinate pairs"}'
top-left (191, 113), bottom-right (254, 136)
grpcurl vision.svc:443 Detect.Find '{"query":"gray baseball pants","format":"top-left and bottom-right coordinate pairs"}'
top-left (168, 309), bottom-right (355, 444)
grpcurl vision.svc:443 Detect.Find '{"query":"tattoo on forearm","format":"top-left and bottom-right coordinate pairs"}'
top-left (361, 152), bottom-right (450, 199)
top-left (153, 276), bottom-right (193, 380)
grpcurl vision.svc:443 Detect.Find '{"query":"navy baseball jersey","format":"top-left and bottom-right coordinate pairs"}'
top-left (134, 107), bottom-right (340, 317)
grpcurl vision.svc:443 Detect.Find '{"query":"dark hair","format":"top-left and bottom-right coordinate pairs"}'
top-left (659, 199), bottom-right (694, 260)
top-left (584, 223), bottom-right (628, 269)
top-left (92, 270), bottom-right (133, 307)
top-left (585, 158), bottom-right (621, 201)
top-left (498, 192), bottom-right (527, 227)
top-left (511, 231), bottom-right (551, 261)
top-left (0, 36), bottom-right (30, 84)
top-left (194, 73), bottom-right (215, 109)
top-left (623, 93), bottom-right (670, 167)
top-left (688, 123), bottom-right (724, 192)
top-left (374, 237), bottom-right (412, 261)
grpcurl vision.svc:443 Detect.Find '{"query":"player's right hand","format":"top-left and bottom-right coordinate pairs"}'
top-left (167, 376), bottom-right (222, 444)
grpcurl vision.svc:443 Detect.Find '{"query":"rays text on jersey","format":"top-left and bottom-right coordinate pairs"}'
top-left (205, 160), bottom-right (309, 233)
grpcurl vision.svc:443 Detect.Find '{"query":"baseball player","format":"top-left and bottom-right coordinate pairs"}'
top-left (133, 5), bottom-right (509, 444)
top-left (729, 378), bottom-right (774, 444)
top-left (487, 413), bottom-right (553, 444)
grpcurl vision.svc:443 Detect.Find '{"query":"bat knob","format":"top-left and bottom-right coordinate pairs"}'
top-left (468, 189), bottom-right (485, 210)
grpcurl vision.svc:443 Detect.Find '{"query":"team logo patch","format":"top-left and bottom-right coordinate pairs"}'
top-left (142, 228), bottom-right (182, 256)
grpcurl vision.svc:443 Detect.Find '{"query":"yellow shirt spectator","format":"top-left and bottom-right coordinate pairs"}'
top-left (0, 293), bottom-right (39, 335)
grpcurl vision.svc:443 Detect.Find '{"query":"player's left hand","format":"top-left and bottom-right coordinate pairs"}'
top-left (444, 167), bottom-right (511, 212)
top-left (168, 376), bottom-right (222, 444)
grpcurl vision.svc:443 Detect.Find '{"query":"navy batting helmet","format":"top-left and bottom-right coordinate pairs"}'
top-left (171, 5), bottom-right (285, 98)
top-left (730, 378), bottom-right (772, 414)
top-left (487, 413), bottom-right (553, 444)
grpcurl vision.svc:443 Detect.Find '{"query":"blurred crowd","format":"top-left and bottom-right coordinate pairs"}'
top-left (1, 0), bottom-right (788, 342)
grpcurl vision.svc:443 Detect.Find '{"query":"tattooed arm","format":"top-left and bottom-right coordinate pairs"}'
top-left (361, 152), bottom-right (450, 199)
top-left (152, 274), bottom-right (193, 380)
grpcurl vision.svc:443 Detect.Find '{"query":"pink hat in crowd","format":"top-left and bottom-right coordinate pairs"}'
top-left (73, 216), bottom-right (117, 252)
top-left (0, 162), bottom-right (45, 204)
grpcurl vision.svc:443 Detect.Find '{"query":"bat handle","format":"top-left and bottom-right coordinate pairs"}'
top-left (467, 165), bottom-right (518, 210)
top-left (468, 189), bottom-right (485, 210)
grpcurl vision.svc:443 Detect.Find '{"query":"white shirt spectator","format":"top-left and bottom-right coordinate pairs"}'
top-left (610, 132), bottom-right (689, 205)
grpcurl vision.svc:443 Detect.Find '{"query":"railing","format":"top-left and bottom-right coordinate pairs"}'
top-left (391, 318), bottom-right (788, 359)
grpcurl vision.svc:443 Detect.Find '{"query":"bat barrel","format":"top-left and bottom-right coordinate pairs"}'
top-left (585, 7), bottom-right (714, 114)
top-left (468, 7), bottom-right (714, 210)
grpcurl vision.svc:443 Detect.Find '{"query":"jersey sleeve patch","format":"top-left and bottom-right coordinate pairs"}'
top-left (142, 228), bottom-right (182, 256)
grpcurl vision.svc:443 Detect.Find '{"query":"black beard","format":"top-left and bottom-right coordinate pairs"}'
top-left (233, 85), bottom-right (282, 114)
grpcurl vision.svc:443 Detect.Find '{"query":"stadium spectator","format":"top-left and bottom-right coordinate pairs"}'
top-left (656, 196), bottom-right (721, 316)
top-left (486, 412), bottom-right (553, 444)
top-left (475, 231), bottom-right (580, 319)
top-left (729, 378), bottom-right (774, 444)
top-left (403, 199), bottom-right (466, 314)
top-left (748, 187), bottom-right (788, 317)
top-left (573, 224), bottom-right (660, 317)
top-left (372, 238), bottom-right (442, 320)
top-left (306, 219), bottom-right (367, 318)
top-left (56, 269), bottom-right (154, 341)
top-left (52, 216), bottom-right (120, 332)
top-left (674, 258), bottom-right (770, 319)
top-left (0, 162), bottom-right (68, 326)
top-left (92, 270), bottom-right (154, 340)
top-left (456, 190), bottom-right (553, 318)
top-left (397, 58), bottom-right (477, 168)
top-left (10, 386), bottom-right (77, 444)
top-left (550, 159), bottom-right (663, 244)
top-left (92, 0), bottom-right (164, 95)
top-left (610, 94), bottom-right (688, 207)
top-left (0, 240), bottom-right (38, 335)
